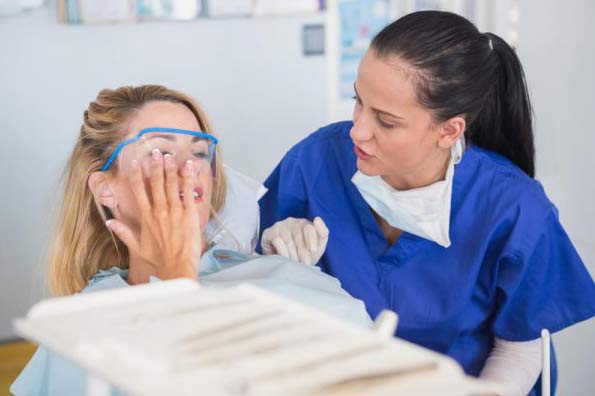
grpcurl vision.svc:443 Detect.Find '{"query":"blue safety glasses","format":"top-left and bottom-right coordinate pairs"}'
top-left (101, 127), bottom-right (219, 173)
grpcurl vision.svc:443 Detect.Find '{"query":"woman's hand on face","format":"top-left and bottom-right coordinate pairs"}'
top-left (106, 149), bottom-right (202, 281)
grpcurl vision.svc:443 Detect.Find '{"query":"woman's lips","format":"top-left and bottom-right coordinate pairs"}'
top-left (354, 145), bottom-right (372, 160)
top-left (179, 187), bottom-right (204, 202)
top-left (193, 187), bottom-right (203, 202)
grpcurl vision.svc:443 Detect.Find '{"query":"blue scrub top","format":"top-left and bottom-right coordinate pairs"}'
top-left (258, 121), bottom-right (595, 395)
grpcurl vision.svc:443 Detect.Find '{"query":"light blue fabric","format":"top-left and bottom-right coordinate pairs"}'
top-left (200, 249), bottom-right (372, 325)
top-left (11, 250), bottom-right (371, 396)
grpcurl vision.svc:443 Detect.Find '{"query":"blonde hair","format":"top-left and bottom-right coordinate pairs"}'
top-left (48, 85), bottom-right (227, 296)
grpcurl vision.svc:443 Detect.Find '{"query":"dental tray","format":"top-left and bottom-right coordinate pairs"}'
top-left (14, 279), bottom-right (503, 396)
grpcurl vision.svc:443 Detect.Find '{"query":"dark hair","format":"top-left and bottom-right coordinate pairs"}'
top-left (371, 11), bottom-right (535, 177)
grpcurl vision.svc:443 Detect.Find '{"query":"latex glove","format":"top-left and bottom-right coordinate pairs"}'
top-left (261, 217), bottom-right (329, 265)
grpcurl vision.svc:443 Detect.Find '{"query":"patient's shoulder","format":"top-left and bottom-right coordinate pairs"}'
top-left (83, 267), bottom-right (130, 293)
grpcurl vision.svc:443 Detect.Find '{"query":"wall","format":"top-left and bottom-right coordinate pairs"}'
top-left (519, 1), bottom-right (595, 395)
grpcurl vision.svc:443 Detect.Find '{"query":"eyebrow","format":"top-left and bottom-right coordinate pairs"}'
top-left (353, 83), bottom-right (405, 121)
top-left (145, 134), bottom-right (206, 143)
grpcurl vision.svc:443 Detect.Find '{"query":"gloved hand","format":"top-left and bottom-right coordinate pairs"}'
top-left (261, 217), bottom-right (329, 265)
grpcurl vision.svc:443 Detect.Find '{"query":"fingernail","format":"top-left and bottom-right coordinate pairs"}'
top-left (105, 220), bottom-right (114, 229)
top-left (131, 159), bottom-right (139, 168)
top-left (164, 153), bottom-right (172, 166)
top-left (152, 148), bottom-right (161, 161)
top-left (185, 160), bottom-right (193, 173)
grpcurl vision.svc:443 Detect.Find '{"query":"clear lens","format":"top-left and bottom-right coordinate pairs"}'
top-left (118, 131), bottom-right (216, 176)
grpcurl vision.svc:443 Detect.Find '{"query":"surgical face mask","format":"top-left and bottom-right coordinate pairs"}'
top-left (351, 139), bottom-right (465, 248)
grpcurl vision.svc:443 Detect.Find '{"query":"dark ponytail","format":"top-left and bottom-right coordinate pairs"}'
top-left (371, 11), bottom-right (535, 177)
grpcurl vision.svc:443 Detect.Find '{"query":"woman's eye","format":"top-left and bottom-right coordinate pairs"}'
top-left (193, 152), bottom-right (207, 159)
top-left (377, 117), bottom-right (395, 129)
top-left (352, 95), bottom-right (362, 105)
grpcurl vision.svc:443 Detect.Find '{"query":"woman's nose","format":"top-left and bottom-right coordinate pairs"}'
top-left (350, 114), bottom-right (374, 142)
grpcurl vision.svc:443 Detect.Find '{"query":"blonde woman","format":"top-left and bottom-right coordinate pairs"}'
top-left (11, 85), bottom-right (371, 396)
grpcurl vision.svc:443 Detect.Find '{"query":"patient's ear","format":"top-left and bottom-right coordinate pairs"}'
top-left (88, 172), bottom-right (118, 210)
